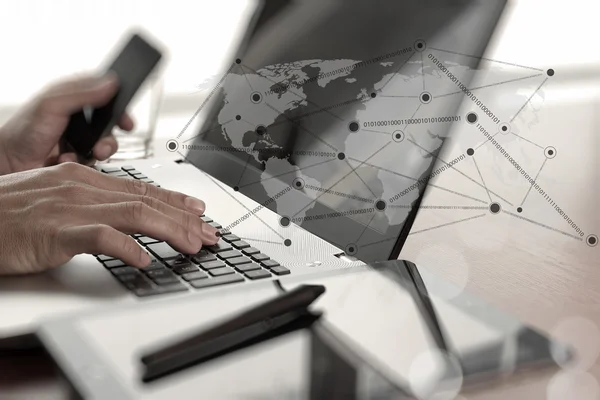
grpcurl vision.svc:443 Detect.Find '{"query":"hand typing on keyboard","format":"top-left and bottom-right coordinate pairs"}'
top-left (0, 74), bottom-right (128, 175)
top-left (0, 162), bottom-right (219, 275)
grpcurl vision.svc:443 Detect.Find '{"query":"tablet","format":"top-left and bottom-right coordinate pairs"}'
top-left (37, 260), bottom-right (571, 400)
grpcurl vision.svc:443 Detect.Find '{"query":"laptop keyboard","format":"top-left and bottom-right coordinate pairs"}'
top-left (93, 165), bottom-right (291, 297)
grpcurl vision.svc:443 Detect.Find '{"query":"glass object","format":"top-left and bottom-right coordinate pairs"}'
top-left (110, 72), bottom-right (163, 160)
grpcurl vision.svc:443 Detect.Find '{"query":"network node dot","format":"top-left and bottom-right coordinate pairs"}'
top-left (500, 122), bottom-right (511, 134)
top-left (371, 92), bottom-right (377, 98)
top-left (587, 234), bottom-right (598, 247)
top-left (256, 125), bottom-right (267, 136)
top-left (236, 58), bottom-right (242, 64)
top-left (547, 69), bottom-right (555, 77)
top-left (166, 139), bottom-right (179, 153)
top-left (338, 153), bottom-right (346, 160)
top-left (392, 130), bottom-right (405, 143)
top-left (375, 200), bottom-right (387, 211)
top-left (420, 92), bottom-right (432, 104)
top-left (292, 177), bottom-right (305, 190)
top-left (280, 216), bottom-right (291, 228)
top-left (545, 146), bottom-right (557, 159)
top-left (467, 148), bottom-right (475, 156)
top-left (517, 207), bottom-right (523, 213)
top-left (466, 112), bottom-right (478, 124)
top-left (233, 186), bottom-right (240, 192)
top-left (348, 121), bottom-right (360, 132)
top-left (345, 243), bottom-right (358, 256)
top-left (235, 115), bottom-right (241, 121)
top-left (284, 239), bottom-right (292, 247)
top-left (489, 202), bottom-right (501, 214)
top-left (250, 91), bottom-right (262, 104)
top-left (414, 39), bottom-right (426, 52)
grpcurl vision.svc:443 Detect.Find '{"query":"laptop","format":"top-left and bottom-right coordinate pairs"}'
top-left (0, 0), bottom-right (507, 342)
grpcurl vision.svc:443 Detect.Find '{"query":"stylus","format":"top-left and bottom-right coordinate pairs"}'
top-left (140, 284), bottom-right (325, 382)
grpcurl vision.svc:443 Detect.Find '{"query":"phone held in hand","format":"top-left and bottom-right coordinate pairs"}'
top-left (61, 32), bottom-right (163, 160)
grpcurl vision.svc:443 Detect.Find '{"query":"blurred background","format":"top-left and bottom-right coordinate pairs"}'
top-left (0, 0), bottom-right (256, 157)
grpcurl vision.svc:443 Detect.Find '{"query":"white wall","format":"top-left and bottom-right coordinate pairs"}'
top-left (0, 0), bottom-right (255, 109)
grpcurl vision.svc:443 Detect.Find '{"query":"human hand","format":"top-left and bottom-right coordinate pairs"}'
top-left (0, 162), bottom-right (219, 275)
top-left (0, 74), bottom-right (131, 175)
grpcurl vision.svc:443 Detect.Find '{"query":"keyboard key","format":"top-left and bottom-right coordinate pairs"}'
top-left (121, 166), bottom-right (135, 171)
top-left (114, 172), bottom-right (128, 178)
top-left (147, 242), bottom-right (181, 260)
top-left (221, 234), bottom-right (239, 243)
top-left (111, 266), bottom-right (140, 275)
top-left (140, 179), bottom-right (154, 184)
top-left (127, 169), bottom-right (142, 175)
top-left (122, 276), bottom-right (152, 289)
top-left (232, 241), bottom-right (250, 249)
top-left (200, 216), bottom-right (213, 223)
top-left (190, 274), bottom-right (244, 289)
top-left (192, 250), bottom-right (217, 264)
top-left (143, 260), bottom-right (168, 271)
top-left (146, 269), bottom-right (177, 280)
top-left (242, 247), bottom-right (260, 256)
top-left (234, 263), bottom-right (261, 272)
top-left (97, 255), bottom-right (115, 262)
top-left (199, 260), bottom-right (226, 270)
top-left (182, 271), bottom-right (208, 281)
top-left (226, 257), bottom-right (252, 266)
top-left (206, 240), bottom-right (232, 253)
top-left (132, 174), bottom-right (148, 180)
top-left (251, 253), bottom-right (270, 262)
top-left (261, 260), bottom-right (280, 269)
top-left (165, 256), bottom-right (192, 268)
top-left (104, 259), bottom-right (126, 268)
top-left (158, 283), bottom-right (189, 294)
top-left (209, 267), bottom-right (235, 277)
top-left (209, 222), bottom-right (222, 229)
top-left (270, 266), bottom-right (291, 276)
top-left (244, 270), bottom-right (272, 280)
top-left (131, 287), bottom-right (164, 297)
top-left (116, 273), bottom-right (145, 283)
top-left (173, 264), bottom-right (199, 275)
top-left (153, 276), bottom-right (181, 286)
top-left (138, 236), bottom-right (160, 245)
top-left (217, 250), bottom-right (243, 260)
top-left (101, 166), bottom-right (122, 173)
top-left (132, 233), bottom-right (143, 238)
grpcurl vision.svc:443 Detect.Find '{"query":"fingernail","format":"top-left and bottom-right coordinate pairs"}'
top-left (96, 73), bottom-right (118, 88)
top-left (202, 223), bottom-right (219, 239)
top-left (188, 231), bottom-right (203, 248)
top-left (139, 250), bottom-right (151, 266)
top-left (97, 144), bottom-right (113, 160)
top-left (184, 197), bottom-right (206, 215)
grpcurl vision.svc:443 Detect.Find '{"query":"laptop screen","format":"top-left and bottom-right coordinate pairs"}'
top-left (182, 0), bottom-right (506, 262)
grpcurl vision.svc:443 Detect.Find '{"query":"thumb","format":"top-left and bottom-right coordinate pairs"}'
top-left (41, 73), bottom-right (120, 115)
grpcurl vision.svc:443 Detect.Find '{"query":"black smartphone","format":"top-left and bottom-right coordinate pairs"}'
top-left (61, 33), bottom-right (163, 160)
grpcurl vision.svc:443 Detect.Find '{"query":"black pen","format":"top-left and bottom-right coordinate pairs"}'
top-left (140, 284), bottom-right (325, 382)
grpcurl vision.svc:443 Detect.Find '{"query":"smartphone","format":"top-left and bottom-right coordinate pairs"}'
top-left (61, 33), bottom-right (163, 160)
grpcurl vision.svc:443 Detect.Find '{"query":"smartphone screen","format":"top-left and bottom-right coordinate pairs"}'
top-left (62, 33), bottom-right (162, 158)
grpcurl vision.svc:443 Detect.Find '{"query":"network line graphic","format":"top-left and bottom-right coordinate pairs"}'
top-left (164, 39), bottom-right (597, 255)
